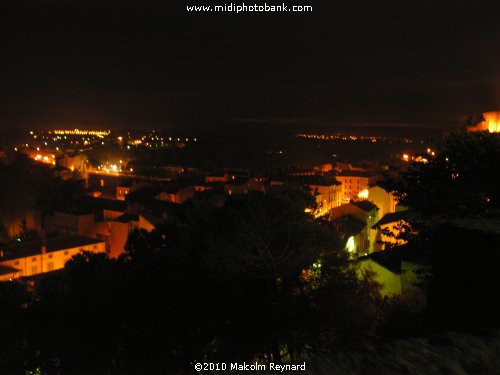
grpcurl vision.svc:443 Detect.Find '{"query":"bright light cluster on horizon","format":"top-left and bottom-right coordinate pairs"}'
top-left (295, 133), bottom-right (414, 143)
top-left (51, 129), bottom-right (111, 138)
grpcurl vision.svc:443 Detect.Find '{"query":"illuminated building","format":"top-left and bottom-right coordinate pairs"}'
top-left (205, 171), bottom-right (229, 183)
top-left (334, 215), bottom-right (368, 257)
top-left (313, 163), bottom-right (333, 173)
top-left (0, 265), bottom-right (20, 281)
top-left (0, 236), bottom-right (106, 280)
top-left (116, 181), bottom-right (133, 201)
top-left (53, 165), bottom-right (73, 180)
top-left (45, 197), bottom-right (159, 259)
top-left (156, 185), bottom-right (196, 203)
top-left (335, 170), bottom-right (377, 201)
top-left (356, 246), bottom-right (427, 297)
top-left (56, 153), bottom-right (89, 179)
top-left (108, 213), bottom-right (157, 258)
top-left (271, 175), bottom-right (343, 216)
top-left (366, 185), bottom-right (398, 220)
top-left (372, 210), bottom-right (410, 252)
top-left (331, 200), bottom-right (379, 253)
top-left (357, 254), bottom-right (403, 296)
top-left (23, 150), bottom-right (57, 165)
top-left (223, 177), bottom-right (267, 196)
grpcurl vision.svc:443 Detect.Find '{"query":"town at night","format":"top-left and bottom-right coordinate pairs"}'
top-left (1, 1), bottom-right (500, 374)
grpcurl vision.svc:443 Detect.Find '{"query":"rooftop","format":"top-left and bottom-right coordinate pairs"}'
top-left (338, 170), bottom-right (371, 178)
top-left (1, 236), bottom-right (105, 261)
top-left (335, 215), bottom-right (366, 237)
top-left (351, 200), bottom-right (379, 212)
top-left (374, 210), bottom-right (410, 227)
top-left (359, 250), bottom-right (402, 274)
top-left (276, 175), bottom-right (341, 186)
top-left (225, 177), bottom-right (250, 186)
top-left (114, 213), bottom-right (139, 223)
top-left (118, 179), bottom-right (134, 188)
top-left (140, 213), bottom-right (163, 228)
top-left (65, 196), bottom-right (127, 215)
top-left (358, 244), bottom-right (429, 274)
top-left (205, 170), bottom-right (225, 177)
top-left (0, 264), bottom-right (20, 276)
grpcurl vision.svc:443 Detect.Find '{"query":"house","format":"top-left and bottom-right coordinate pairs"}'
top-left (332, 201), bottom-right (379, 227)
top-left (0, 235), bottom-right (106, 280)
top-left (335, 170), bottom-right (377, 201)
top-left (47, 211), bottom-right (97, 237)
top-left (108, 213), bottom-right (159, 258)
top-left (116, 180), bottom-right (134, 201)
top-left (357, 246), bottom-right (427, 297)
top-left (358, 253), bottom-right (403, 296)
top-left (155, 185), bottom-right (195, 204)
top-left (0, 265), bottom-right (21, 281)
top-left (46, 196), bottom-right (128, 237)
top-left (224, 177), bottom-right (251, 196)
top-left (372, 210), bottom-right (411, 251)
top-left (366, 185), bottom-right (398, 220)
top-left (333, 215), bottom-right (368, 257)
top-left (331, 200), bottom-right (379, 253)
top-left (108, 214), bottom-right (139, 258)
top-left (56, 153), bottom-right (88, 180)
top-left (271, 175), bottom-right (343, 216)
top-left (204, 171), bottom-right (227, 183)
top-left (52, 165), bottom-right (72, 180)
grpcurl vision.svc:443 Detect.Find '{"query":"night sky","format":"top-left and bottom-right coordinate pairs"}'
top-left (1, 1), bottom-right (500, 131)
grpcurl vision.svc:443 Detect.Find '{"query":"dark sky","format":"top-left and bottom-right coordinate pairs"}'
top-left (1, 0), bottom-right (500, 131)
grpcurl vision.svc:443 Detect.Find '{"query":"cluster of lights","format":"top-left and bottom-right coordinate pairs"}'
top-left (26, 130), bottom-right (110, 152)
top-left (97, 164), bottom-right (120, 174)
top-left (33, 153), bottom-right (56, 165)
top-left (295, 133), bottom-right (412, 143)
top-left (95, 160), bottom-right (134, 174)
top-left (52, 129), bottom-right (111, 138)
top-left (126, 134), bottom-right (198, 149)
top-left (402, 148), bottom-right (436, 163)
top-left (402, 154), bottom-right (428, 163)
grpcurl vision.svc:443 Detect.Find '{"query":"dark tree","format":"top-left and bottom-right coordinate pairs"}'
top-left (386, 130), bottom-right (500, 330)
top-left (393, 130), bottom-right (500, 220)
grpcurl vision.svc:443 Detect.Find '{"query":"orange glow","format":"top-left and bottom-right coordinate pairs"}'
top-left (402, 154), bottom-right (409, 161)
top-left (468, 111), bottom-right (500, 133)
top-left (358, 189), bottom-right (369, 199)
top-left (29, 151), bottom-right (55, 165)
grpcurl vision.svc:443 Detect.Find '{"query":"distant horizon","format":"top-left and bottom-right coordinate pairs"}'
top-left (0, 121), bottom-right (448, 135)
